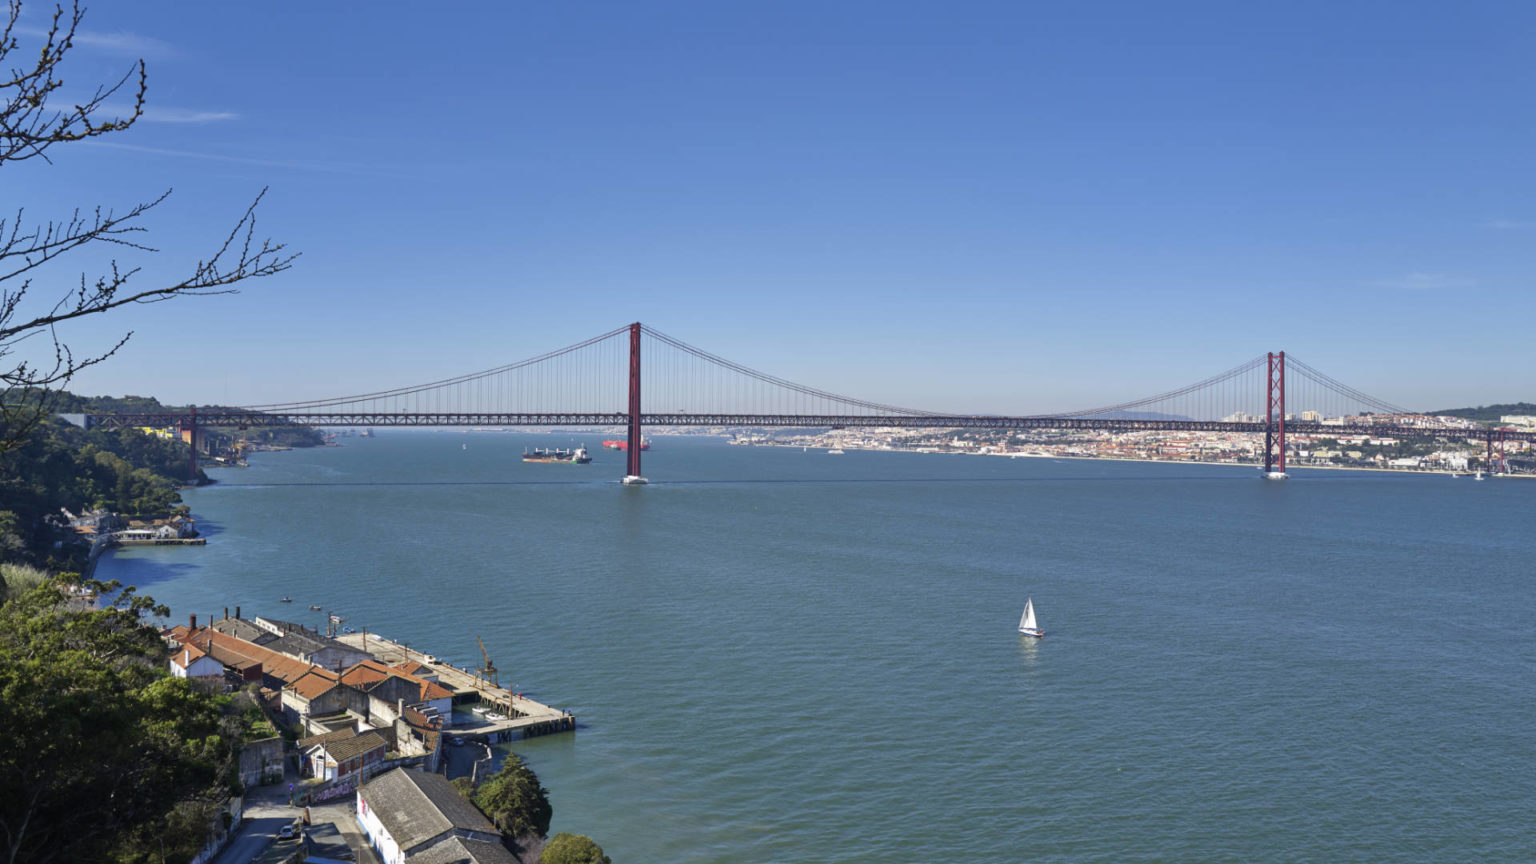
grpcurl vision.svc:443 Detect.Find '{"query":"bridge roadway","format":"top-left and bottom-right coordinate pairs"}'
top-left (81, 411), bottom-right (1536, 443)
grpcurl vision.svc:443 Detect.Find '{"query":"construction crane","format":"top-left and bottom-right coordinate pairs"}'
top-left (476, 636), bottom-right (498, 687)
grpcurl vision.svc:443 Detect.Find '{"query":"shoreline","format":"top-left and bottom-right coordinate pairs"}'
top-left (742, 440), bottom-right (1529, 477)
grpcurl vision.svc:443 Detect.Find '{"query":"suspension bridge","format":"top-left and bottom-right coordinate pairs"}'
top-left (82, 322), bottom-right (1528, 483)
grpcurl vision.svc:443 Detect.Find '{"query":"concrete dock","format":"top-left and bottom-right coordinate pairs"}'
top-left (334, 632), bottom-right (574, 740)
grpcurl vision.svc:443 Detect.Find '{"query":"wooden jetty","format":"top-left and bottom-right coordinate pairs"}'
top-left (334, 632), bottom-right (574, 740)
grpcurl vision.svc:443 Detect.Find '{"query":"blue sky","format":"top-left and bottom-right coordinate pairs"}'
top-left (11, 1), bottom-right (1535, 413)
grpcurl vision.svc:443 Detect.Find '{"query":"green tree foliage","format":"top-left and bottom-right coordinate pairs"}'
top-left (450, 776), bottom-right (477, 800)
top-left (1431, 402), bottom-right (1536, 424)
top-left (0, 413), bottom-right (199, 566)
top-left (473, 754), bottom-right (553, 845)
top-left (0, 577), bottom-right (238, 864)
top-left (540, 834), bottom-right (611, 864)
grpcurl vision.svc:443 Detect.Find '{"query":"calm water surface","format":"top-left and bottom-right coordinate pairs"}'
top-left (97, 434), bottom-right (1536, 862)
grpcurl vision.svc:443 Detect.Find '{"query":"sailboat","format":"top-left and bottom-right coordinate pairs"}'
top-left (1018, 598), bottom-right (1044, 638)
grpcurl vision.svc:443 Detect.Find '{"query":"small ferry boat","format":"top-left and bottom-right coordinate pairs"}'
top-left (523, 445), bottom-right (592, 464)
top-left (1018, 598), bottom-right (1044, 638)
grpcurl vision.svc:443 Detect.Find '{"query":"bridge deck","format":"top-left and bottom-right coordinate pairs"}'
top-left (78, 410), bottom-right (1536, 443)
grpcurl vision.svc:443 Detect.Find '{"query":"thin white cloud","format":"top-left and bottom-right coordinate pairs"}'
top-left (1372, 272), bottom-right (1476, 292)
top-left (143, 106), bottom-right (240, 124)
top-left (80, 140), bottom-right (388, 177)
top-left (12, 24), bottom-right (174, 58)
top-left (71, 28), bottom-right (174, 58)
top-left (1487, 219), bottom-right (1536, 230)
top-left (145, 108), bottom-right (239, 124)
top-left (64, 101), bottom-right (238, 125)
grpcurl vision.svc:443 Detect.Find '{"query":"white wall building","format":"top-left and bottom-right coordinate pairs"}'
top-left (169, 644), bottom-right (224, 683)
top-left (356, 768), bottom-right (512, 864)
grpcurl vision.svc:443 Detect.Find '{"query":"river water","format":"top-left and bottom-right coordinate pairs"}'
top-left (97, 433), bottom-right (1535, 862)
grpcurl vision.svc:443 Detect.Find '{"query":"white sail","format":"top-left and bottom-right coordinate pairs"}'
top-left (1020, 598), bottom-right (1037, 632)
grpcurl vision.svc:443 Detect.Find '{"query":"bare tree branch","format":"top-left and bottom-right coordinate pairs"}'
top-left (0, 1), bottom-right (297, 452)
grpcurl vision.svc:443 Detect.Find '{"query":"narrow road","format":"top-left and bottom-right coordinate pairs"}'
top-left (209, 775), bottom-right (299, 864)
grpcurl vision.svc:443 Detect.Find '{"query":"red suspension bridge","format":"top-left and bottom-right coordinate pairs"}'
top-left (83, 322), bottom-right (1529, 483)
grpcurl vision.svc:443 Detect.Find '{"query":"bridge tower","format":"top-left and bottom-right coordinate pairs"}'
top-left (183, 405), bottom-right (199, 485)
top-left (1487, 427), bottom-right (1508, 475)
top-left (1263, 352), bottom-right (1287, 479)
top-left (622, 322), bottom-right (647, 485)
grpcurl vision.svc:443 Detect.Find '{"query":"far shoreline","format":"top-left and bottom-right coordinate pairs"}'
top-left (737, 439), bottom-right (1529, 478)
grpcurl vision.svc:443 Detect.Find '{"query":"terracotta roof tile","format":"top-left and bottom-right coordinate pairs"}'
top-left (171, 643), bottom-right (208, 669)
top-left (342, 660), bottom-right (454, 704)
top-left (289, 668), bottom-right (342, 701)
top-left (171, 626), bottom-right (321, 686)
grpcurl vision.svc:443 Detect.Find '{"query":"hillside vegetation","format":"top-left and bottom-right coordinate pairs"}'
top-left (1431, 402), bottom-right (1536, 424)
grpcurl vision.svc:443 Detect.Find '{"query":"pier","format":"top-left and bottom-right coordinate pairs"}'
top-left (334, 632), bottom-right (575, 740)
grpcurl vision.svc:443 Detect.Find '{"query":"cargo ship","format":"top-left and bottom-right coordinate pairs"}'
top-left (522, 445), bottom-right (592, 464)
top-left (602, 437), bottom-right (651, 451)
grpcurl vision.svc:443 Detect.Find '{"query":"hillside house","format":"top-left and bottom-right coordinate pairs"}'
top-left (281, 668), bottom-right (348, 728)
top-left (356, 768), bottom-right (514, 864)
top-left (169, 643), bottom-right (224, 685)
top-left (299, 729), bottom-right (388, 784)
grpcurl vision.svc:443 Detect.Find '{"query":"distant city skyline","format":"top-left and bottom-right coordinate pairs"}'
top-left (10, 1), bottom-right (1534, 414)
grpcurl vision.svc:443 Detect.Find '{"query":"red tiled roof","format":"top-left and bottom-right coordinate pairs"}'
top-left (171, 643), bottom-right (208, 669)
top-left (402, 706), bottom-right (441, 730)
top-left (420, 679), bottom-right (454, 702)
top-left (342, 659), bottom-right (454, 703)
top-left (168, 626), bottom-right (318, 685)
top-left (289, 668), bottom-right (342, 701)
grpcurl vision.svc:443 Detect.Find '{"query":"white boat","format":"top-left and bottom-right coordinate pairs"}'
top-left (1475, 471), bottom-right (1486, 481)
top-left (1018, 598), bottom-right (1044, 638)
top-left (827, 448), bottom-right (845, 455)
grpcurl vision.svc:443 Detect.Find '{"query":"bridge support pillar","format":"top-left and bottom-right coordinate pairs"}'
top-left (622, 322), bottom-right (647, 485)
top-left (1263, 352), bottom-right (1287, 479)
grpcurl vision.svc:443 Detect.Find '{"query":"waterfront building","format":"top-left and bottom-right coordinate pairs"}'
top-left (210, 616), bottom-right (279, 646)
top-left (356, 768), bottom-right (514, 864)
top-left (341, 659), bottom-right (456, 728)
top-left (253, 617), bottom-right (374, 669)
